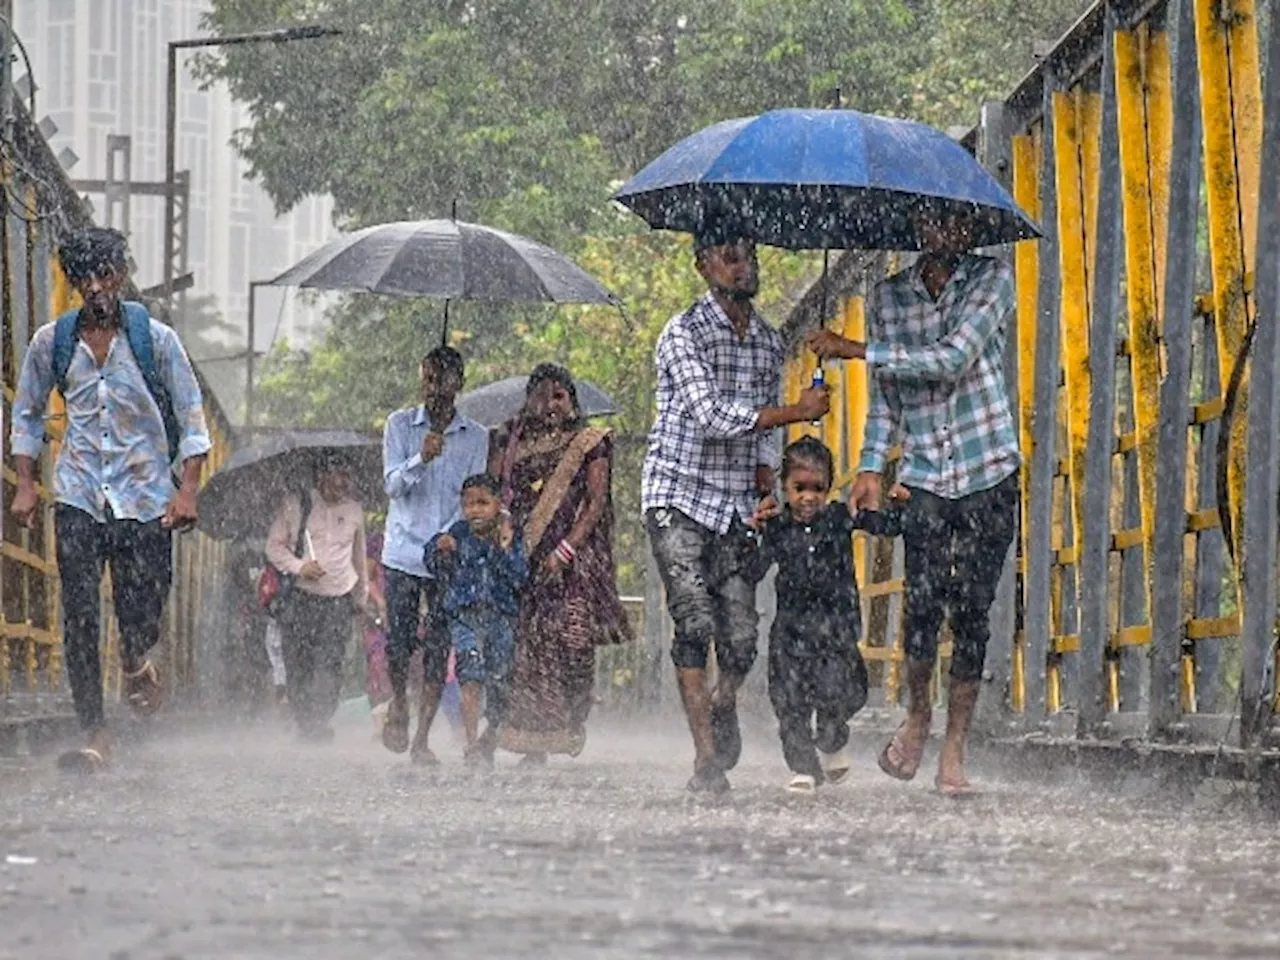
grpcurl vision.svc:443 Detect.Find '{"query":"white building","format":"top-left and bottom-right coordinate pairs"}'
top-left (11, 0), bottom-right (339, 421)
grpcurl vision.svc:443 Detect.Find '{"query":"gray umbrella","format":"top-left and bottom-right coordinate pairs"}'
top-left (268, 218), bottom-right (617, 344)
top-left (456, 375), bottom-right (619, 428)
top-left (198, 429), bottom-right (384, 541)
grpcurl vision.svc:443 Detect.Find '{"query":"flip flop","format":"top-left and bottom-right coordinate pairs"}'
top-left (123, 660), bottom-right (163, 716)
top-left (877, 724), bottom-right (925, 782)
top-left (56, 748), bottom-right (107, 774)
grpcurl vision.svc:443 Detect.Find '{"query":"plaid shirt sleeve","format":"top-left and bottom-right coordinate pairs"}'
top-left (656, 318), bottom-right (761, 439)
top-left (864, 258), bottom-right (1013, 382)
top-left (858, 288), bottom-right (897, 474)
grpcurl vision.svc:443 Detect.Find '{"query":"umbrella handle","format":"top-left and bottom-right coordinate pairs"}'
top-left (441, 299), bottom-right (450, 348)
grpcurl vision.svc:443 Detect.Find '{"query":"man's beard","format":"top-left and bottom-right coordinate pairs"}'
top-left (715, 283), bottom-right (756, 304)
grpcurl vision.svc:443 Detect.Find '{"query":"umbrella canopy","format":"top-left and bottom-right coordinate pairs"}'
top-left (269, 219), bottom-right (617, 304)
top-left (198, 430), bottom-right (384, 541)
top-left (456, 375), bottom-right (619, 428)
top-left (612, 108), bottom-right (1040, 251)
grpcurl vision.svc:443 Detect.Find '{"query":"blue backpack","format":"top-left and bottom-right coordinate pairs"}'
top-left (51, 301), bottom-right (181, 467)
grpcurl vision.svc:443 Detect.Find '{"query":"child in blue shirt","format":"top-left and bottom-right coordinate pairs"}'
top-left (424, 474), bottom-right (528, 765)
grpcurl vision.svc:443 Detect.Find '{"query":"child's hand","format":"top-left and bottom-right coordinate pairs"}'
top-left (749, 495), bottom-right (782, 529)
top-left (498, 515), bottom-right (515, 551)
top-left (437, 534), bottom-right (458, 554)
top-left (887, 483), bottom-right (911, 503)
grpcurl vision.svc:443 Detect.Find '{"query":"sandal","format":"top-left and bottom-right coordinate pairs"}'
top-left (877, 724), bottom-right (925, 782)
top-left (56, 747), bottom-right (107, 774)
top-left (381, 698), bottom-right (410, 754)
top-left (123, 661), bottom-right (163, 716)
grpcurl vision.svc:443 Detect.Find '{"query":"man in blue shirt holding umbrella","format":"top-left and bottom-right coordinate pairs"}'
top-left (379, 346), bottom-right (489, 764)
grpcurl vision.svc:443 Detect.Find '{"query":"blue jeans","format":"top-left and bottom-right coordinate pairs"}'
top-left (450, 608), bottom-right (516, 725)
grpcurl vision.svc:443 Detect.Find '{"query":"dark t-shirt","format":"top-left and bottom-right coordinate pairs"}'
top-left (755, 503), bottom-right (901, 620)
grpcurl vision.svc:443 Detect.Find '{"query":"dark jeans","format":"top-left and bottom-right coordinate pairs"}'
top-left (383, 568), bottom-right (449, 699)
top-left (768, 611), bottom-right (868, 779)
top-left (645, 508), bottom-right (759, 678)
top-left (279, 592), bottom-right (354, 733)
top-left (55, 505), bottom-right (172, 731)
top-left (901, 472), bottom-right (1019, 682)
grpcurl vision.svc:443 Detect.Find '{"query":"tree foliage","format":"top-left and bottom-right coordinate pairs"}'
top-left (201, 0), bottom-right (1090, 588)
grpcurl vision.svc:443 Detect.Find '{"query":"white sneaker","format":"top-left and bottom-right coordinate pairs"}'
top-left (819, 747), bottom-right (851, 784)
top-left (787, 773), bottom-right (818, 795)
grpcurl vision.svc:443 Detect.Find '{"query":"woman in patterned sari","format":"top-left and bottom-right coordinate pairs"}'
top-left (493, 364), bottom-right (632, 761)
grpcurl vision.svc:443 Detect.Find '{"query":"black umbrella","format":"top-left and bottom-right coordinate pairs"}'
top-left (198, 430), bottom-right (384, 541)
top-left (268, 217), bottom-right (618, 345)
top-left (456, 375), bottom-right (619, 428)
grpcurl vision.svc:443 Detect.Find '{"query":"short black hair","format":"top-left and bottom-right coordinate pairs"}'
top-left (422, 345), bottom-right (464, 378)
top-left (59, 227), bottom-right (129, 284)
top-left (461, 473), bottom-right (501, 497)
top-left (782, 436), bottom-right (834, 486)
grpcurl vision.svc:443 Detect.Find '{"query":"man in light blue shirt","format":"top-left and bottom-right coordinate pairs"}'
top-left (10, 227), bottom-right (211, 771)
top-left (380, 346), bottom-right (489, 763)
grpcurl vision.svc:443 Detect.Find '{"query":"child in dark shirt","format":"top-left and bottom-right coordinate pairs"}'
top-left (752, 437), bottom-right (904, 794)
top-left (423, 475), bottom-right (528, 765)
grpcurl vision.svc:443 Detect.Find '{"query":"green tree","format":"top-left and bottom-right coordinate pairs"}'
top-left (202, 0), bottom-right (1092, 589)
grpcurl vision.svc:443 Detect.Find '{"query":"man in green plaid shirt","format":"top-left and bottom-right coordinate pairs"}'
top-left (808, 209), bottom-right (1020, 796)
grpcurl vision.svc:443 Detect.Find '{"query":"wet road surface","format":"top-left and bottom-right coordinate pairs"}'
top-left (2, 711), bottom-right (1279, 959)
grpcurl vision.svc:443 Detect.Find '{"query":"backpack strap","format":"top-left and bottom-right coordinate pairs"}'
top-left (121, 302), bottom-right (181, 468)
top-left (50, 302), bottom-right (182, 468)
top-left (51, 308), bottom-right (81, 396)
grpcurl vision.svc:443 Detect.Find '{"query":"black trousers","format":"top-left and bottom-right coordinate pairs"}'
top-left (55, 505), bottom-right (172, 731)
top-left (768, 611), bottom-right (868, 779)
top-left (901, 472), bottom-right (1019, 682)
top-left (279, 592), bottom-right (354, 733)
top-left (383, 568), bottom-right (450, 698)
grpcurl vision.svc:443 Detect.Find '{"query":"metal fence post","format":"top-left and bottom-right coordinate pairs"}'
top-left (1238, 0), bottom-right (1280, 746)
top-left (976, 99), bottom-right (1019, 729)
top-left (1150, 0), bottom-right (1203, 738)
top-left (1078, 11), bottom-right (1124, 736)
top-left (1024, 65), bottom-right (1063, 720)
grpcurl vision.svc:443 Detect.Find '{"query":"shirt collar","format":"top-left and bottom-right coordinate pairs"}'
top-left (909, 253), bottom-right (976, 301)
top-left (699, 292), bottom-right (766, 341)
top-left (412, 406), bottom-right (470, 435)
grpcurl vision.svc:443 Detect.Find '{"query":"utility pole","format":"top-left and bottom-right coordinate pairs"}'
top-left (162, 25), bottom-right (341, 308)
top-left (245, 279), bottom-right (271, 426)
top-left (1, 0), bottom-right (15, 150)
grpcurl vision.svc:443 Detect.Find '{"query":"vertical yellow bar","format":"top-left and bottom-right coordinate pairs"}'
top-left (1115, 28), bottom-right (1162, 586)
top-left (1053, 90), bottom-right (1092, 564)
top-left (1194, 0), bottom-right (1260, 563)
top-left (1078, 90), bottom-right (1103, 306)
top-left (842, 296), bottom-right (869, 601)
top-left (1144, 27), bottom-right (1173, 320)
top-left (841, 296), bottom-right (867, 475)
top-left (1011, 130), bottom-right (1040, 714)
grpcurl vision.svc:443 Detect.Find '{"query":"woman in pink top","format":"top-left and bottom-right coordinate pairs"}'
top-left (266, 456), bottom-right (368, 741)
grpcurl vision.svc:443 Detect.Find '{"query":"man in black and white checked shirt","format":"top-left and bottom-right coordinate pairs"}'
top-left (644, 234), bottom-right (830, 795)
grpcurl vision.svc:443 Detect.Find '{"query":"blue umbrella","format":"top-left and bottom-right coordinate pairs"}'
top-left (612, 108), bottom-right (1040, 251)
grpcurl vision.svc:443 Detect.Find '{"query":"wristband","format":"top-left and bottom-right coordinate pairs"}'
top-left (555, 540), bottom-right (576, 565)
